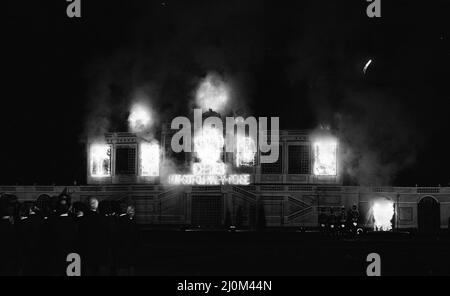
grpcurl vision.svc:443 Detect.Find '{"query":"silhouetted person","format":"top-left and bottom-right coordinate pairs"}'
top-left (347, 204), bottom-right (360, 235)
top-left (338, 207), bottom-right (347, 236)
top-left (99, 200), bottom-right (117, 275)
top-left (48, 196), bottom-right (77, 275)
top-left (319, 212), bottom-right (328, 232)
top-left (16, 202), bottom-right (29, 274)
top-left (328, 208), bottom-right (337, 236)
top-left (49, 195), bottom-right (60, 219)
top-left (71, 201), bottom-right (87, 265)
top-left (340, 206), bottom-right (347, 221)
top-left (72, 201), bottom-right (87, 221)
top-left (348, 205), bottom-right (359, 224)
top-left (79, 197), bottom-right (107, 275)
top-left (115, 204), bottom-right (139, 276)
top-left (16, 202), bottom-right (44, 275)
top-left (34, 195), bottom-right (55, 275)
top-left (0, 198), bottom-right (19, 275)
top-left (40, 194), bottom-right (62, 273)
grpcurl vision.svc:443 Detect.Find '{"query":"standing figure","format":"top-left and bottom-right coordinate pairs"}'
top-left (79, 197), bottom-right (107, 275)
top-left (16, 202), bottom-right (44, 275)
top-left (347, 204), bottom-right (360, 236)
top-left (0, 196), bottom-right (19, 275)
top-left (338, 206), bottom-right (347, 237)
top-left (115, 203), bottom-right (140, 276)
top-left (72, 201), bottom-right (87, 266)
top-left (99, 200), bottom-right (117, 275)
top-left (48, 196), bottom-right (78, 275)
top-left (328, 208), bottom-right (337, 237)
top-left (318, 210), bottom-right (328, 233)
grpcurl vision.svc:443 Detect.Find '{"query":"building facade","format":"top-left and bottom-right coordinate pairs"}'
top-left (2, 128), bottom-right (449, 232)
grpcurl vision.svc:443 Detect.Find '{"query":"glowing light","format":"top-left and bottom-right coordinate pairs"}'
top-left (168, 124), bottom-right (250, 185)
top-left (236, 136), bottom-right (256, 167)
top-left (194, 126), bottom-right (224, 164)
top-left (168, 174), bottom-right (250, 186)
top-left (372, 200), bottom-right (394, 231)
top-left (313, 138), bottom-right (337, 176)
top-left (363, 59), bottom-right (372, 74)
top-left (90, 144), bottom-right (111, 177)
top-left (140, 142), bottom-right (160, 177)
top-left (193, 163), bottom-right (226, 176)
top-left (128, 102), bottom-right (153, 133)
top-left (195, 74), bottom-right (229, 112)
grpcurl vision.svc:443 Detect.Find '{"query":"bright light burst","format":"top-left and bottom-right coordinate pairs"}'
top-left (195, 74), bottom-right (229, 112)
top-left (313, 138), bottom-right (337, 176)
top-left (168, 119), bottom-right (251, 186)
top-left (128, 102), bottom-right (153, 133)
top-left (194, 126), bottom-right (224, 164)
top-left (363, 59), bottom-right (372, 74)
top-left (90, 144), bottom-right (111, 177)
top-left (140, 142), bottom-right (160, 177)
top-left (373, 200), bottom-right (395, 231)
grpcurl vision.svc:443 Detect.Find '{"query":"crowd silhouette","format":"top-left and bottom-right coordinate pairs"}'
top-left (0, 192), bottom-right (140, 276)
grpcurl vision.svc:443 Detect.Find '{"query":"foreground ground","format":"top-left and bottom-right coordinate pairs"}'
top-left (134, 229), bottom-right (450, 276)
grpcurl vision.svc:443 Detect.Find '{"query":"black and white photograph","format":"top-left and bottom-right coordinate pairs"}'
top-left (2, 0), bottom-right (450, 281)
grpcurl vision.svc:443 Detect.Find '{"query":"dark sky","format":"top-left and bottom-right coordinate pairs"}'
top-left (3, 0), bottom-right (449, 186)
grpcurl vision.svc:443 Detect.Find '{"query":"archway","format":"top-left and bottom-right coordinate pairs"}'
top-left (418, 196), bottom-right (440, 233)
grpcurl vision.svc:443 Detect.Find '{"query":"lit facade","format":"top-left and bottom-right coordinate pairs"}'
top-left (2, 128), bottom-right (449, 232)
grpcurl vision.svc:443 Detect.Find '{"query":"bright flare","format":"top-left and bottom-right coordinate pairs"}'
top-left (313, 138), bottom-right (337, 176)
top-left (194, 126), bottom-right (224, 164)
top-left (195, 74), bottom-right (229, 112)
top-left (90, 144), bottom-right (111, 177)
top-left (373, 200), bottom-right (394, 231)
top-left (168, 119), bottom-right (251, 186)
top-left (128, 102), bottom-right (153, 133)
top-left (236, 136), bottom-right (256, 167)
top-left (140, 142), bottom-right (160, 177)
top-left (363, 59), bottom-right (372, 74)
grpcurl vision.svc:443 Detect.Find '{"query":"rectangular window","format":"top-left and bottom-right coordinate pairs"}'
top-left (115, 146), bottom-right (136, 175)
top-left (140, 142), bottom-right (160, 177)
top-left (261, 146), bottom-right (283, 174)
top-left (313, 139), bottom-right (337, 176)
top-left (90, 144), bottom-right (111, 177)
top-left (288, 145), bottom-right (311, 174)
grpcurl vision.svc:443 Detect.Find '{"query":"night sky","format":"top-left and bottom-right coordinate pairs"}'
top-left (3, 0), bottom-right (449, 186)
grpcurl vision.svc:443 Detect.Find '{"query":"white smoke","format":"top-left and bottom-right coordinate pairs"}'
top-left (195, 73), bottom-right (231, 113)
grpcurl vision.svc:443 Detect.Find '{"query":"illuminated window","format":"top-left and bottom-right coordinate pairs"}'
top-left (261, 146), bottom-right (283, 174)
top-left (313, 139), bottom-right (337, 176)
top-left (140, 142), bottom-right (160, 177)
top-left (90, 144), bottom-right (111, 177)
top-left (288, 145), bottom-right (310, 174)
top-left (115, 146), bottom-right (136, 175)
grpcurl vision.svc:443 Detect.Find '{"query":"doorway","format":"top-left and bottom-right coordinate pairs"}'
top-left (417, 196), bottom-right (440, 233)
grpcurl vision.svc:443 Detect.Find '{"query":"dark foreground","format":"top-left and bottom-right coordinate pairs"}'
top-left (2, 228), bottom-right (449, 276)
top-left (136, 229), bottom-right (450, 276)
